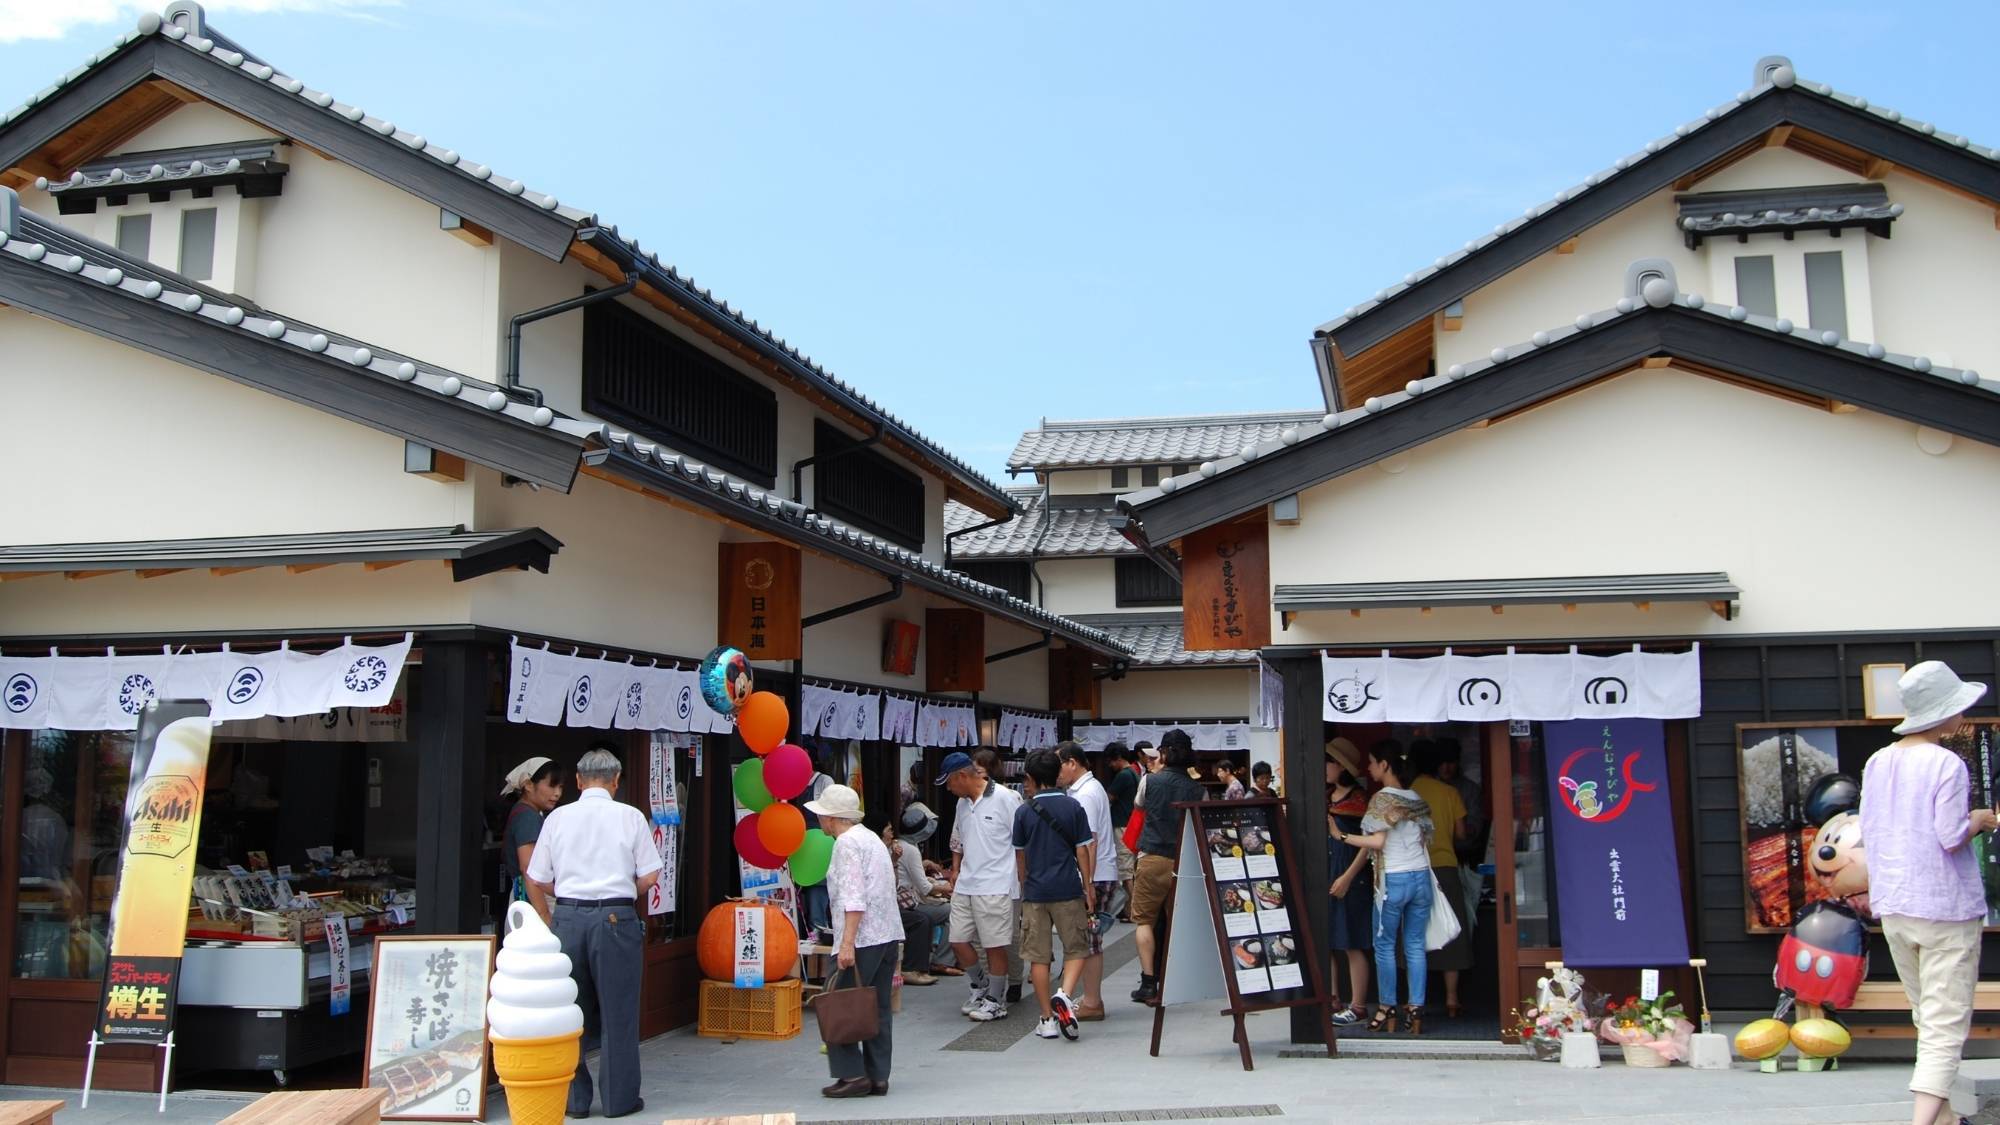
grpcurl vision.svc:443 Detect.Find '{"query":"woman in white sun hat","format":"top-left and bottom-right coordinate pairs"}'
top-left (1859, 661), bottom-right (1997, 1125)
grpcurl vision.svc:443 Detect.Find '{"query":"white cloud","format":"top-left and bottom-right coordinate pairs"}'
top-left (0, 0), bottom-right (399, 44)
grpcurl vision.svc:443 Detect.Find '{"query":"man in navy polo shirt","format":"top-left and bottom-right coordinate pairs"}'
top-left (1013, 748), bottom-right (1095, 1041)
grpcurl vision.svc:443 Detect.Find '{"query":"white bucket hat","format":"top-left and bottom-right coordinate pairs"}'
top-left (805, 783), bottom-right (864, 821)
top-left (1893, 661), bottom-right (1989, 735)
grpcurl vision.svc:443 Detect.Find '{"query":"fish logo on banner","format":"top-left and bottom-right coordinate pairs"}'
top-left (1321, 655), bottom-right (1386, 723)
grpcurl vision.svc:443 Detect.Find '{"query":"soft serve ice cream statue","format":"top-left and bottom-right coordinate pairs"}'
top-left (487, 902), bottom-right (585, 1124)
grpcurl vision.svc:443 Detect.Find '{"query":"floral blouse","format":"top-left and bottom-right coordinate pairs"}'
top-left (828, 825), bottom-right (903, 949)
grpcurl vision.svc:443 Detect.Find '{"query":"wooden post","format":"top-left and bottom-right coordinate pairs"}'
top-left (414, 641), bottom-right (488, 934)
top-left (1281, 655), bottom-right (1329, 1046)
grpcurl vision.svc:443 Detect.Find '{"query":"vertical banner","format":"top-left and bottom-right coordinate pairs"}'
top-left (98, 700), bottom-right (212, 1045)
top-left (648, 733), bottom-right (682, 916)
top-left (719, 542), bottom-right (803, 661)
top-left (1543, 719), bottom-right (1689, 967)
top-left (1181, 521), bottom-right (1270, 652)
top-left (733, 905), bottom-right (766, 989)
top-left (325, 916), bottom-right (352, 1016)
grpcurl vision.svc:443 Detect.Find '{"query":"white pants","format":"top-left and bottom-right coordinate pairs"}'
top-left (1882, 913), bottom-right (1982, 1099)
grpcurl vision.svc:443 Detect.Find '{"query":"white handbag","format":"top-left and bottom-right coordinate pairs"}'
top-left (1424, 871), bottom-right (1462, 951)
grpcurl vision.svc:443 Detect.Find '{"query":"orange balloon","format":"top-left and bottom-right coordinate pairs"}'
top-left (736, 691), bottom-right (789, 755)
top-left (756, 802), bottom-right (807, 857)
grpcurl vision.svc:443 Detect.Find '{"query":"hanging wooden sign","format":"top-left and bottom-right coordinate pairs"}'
top-left (926, 608), bottom-right (985, 693)
top-left (1181, 521), bottom-right (1271, 652)
top-left (1047, 646), bottom-right (1094, 712)
top-left (718, 542), bottom-right (801, 661)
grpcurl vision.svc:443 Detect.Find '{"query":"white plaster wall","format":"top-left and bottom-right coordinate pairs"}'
top-left (1100, 667), bottom-right (1255, 720)
top-left (1270, 367), bottom-right (2000, 645)
top-left (1037, 557), bottom-right (1119, 616)
top-left (1, 309), bottom-right (471, 543)
top-left (1050, 468), bottom-right (1116, 496)
top-left (0, 563), bottom-right (468, 636)
top-left (1864, 169), bottom-right (2000, 374)
top-left (1703, 228), bottom-right (1875, 344)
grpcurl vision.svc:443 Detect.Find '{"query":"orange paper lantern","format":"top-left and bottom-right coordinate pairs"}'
top-left (696, 900), bottom-right (799, 983)
top-left (756, 802), bottom-right (806, 857)
top-left (736, 691), bottom-right (789, 755)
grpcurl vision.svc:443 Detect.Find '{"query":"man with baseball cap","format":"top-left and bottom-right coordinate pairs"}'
top-left (939, 751), bottom-right (1022, 1020)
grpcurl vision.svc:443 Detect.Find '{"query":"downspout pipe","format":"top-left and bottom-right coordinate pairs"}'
top-left (944, 513), bottom-right (1010, 568)
top-left (791, 429), bottom-right (885, 508)
top-left (803, 576), bottom-right (903, 629)
top-left (985, 632), bottom-right (1051, 665)
top-left (505, 272), bottom-right (640, 407)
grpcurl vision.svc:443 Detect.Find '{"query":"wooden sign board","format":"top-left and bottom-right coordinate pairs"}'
top-left (719, 542), bottom-right (801, 661)
top-left (1180, 522), bottom-right (1270, 652)
top-left (926, 608), bottom-right (985, 693)
top-left (882, 619), bottom-right (920, 676)
top-left (361, 934), bottom-right (496, 1121)
top-left (1149, 798), bottom-right (1333, 1070)
top-left (1047, 646), bottom-right (1094, 712)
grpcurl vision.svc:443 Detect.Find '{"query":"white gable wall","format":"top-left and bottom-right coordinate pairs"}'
top-left (1270, 366), bottom-right (2000, 645)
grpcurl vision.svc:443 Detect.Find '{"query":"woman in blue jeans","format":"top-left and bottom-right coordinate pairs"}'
top-left (1333, 744), bottom-right (1435, 1035)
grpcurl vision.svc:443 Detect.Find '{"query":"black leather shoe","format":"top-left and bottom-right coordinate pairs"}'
top-left (1006, 984), bottom-right (1022, 1004)
top-left (605, 1098), bottom-right (646, 1119)
top-left (1130, 980), bottom-right (1159, 1005)
top-left (822, 1077), bottom-right (873, 1098)
top-left (870, 1081), bottom-right (889, 1096)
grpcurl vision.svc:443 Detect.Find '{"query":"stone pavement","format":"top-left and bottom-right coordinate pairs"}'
top-left (2, 930), bottom-right (1973, 1124)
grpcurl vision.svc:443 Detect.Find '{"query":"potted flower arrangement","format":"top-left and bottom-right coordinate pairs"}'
top-left (1599, 990), bottom-right (1693, 1067)
top-left (1513, 967), bottom-right (1599, 1061)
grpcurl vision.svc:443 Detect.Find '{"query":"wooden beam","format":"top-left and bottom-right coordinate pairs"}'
top-left (209, 566), bottom-right (261, 577)
top-left (1635, 601), bottom-right (1652, 612)
top-left (1562, 603), bottom-right (1577, 613)
top-left (1554, 237), bottom-right (1578, 255)
top-left (440, 212), bottom-right (493, 248)
top-left (0, 571), bottom-right (49, 582)
top-left (1490, 605), bottom-right (1504, 615)
top-left (148, 78), bottom-right (202, 105)
top-left (64, 570), bottom-right (116, 580)
top-left (1710, 601), bottom-right (1731, 619)
top-left (1764, 124), bottom-right (1794, 148)
top-left (1641, 356), bottom-right (1672, 369)
top-left (1349, 609), bottom-right (1361, 619)
top-left (1830, 401), bottom-right (1859, 414)
top-left (285, 563), bottom-right (333, 575)
top-left (135, 568), bottom-right (185, 579)
top-left (364, 559), bottom-right (409, 572)
top-left (0, 168), bottom-right (33, 191)
top-left (1862, 156), bottom-right (1894, 180)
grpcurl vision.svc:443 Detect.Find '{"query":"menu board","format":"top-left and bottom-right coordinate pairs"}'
top-left (1198, 804), bottom-right (1307, 1001)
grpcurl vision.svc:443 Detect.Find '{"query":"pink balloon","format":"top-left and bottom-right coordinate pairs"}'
top-left (734, 813), bottom-right (784, 870)
top-left (763, 744), bottom-right (813, 801)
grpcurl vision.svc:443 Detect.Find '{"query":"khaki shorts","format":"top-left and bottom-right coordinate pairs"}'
top-left (1115, 836), bottom-right (1137, 880)
top-left (949, 892), bottom-right (1016, 948)
top-left (1131, 853), bottom-right (1177, 926)
top-left (1021, 898), bottom-right (1089, 965)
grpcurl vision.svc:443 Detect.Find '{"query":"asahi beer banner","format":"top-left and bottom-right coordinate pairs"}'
top-left (1541, 719), bottom-right (1690, 967)
top-left (1319, 647), bottom-right (1701, 724)
top-left (1, 636), bottom-right (412, 731)
top-left (98, 701), bottom-right (212, 1045)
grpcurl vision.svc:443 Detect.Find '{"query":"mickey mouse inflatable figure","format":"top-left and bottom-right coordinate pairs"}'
top-left (1769, 774), bottom-right (1868, 1071)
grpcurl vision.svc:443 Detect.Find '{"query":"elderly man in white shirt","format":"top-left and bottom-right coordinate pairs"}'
top-left (939, 751), bottom-right (1022, 1021)
top-left (1057, 743), bottom-right (1118, 1021)
top-left (524, 748), bottom-right (663, 1120)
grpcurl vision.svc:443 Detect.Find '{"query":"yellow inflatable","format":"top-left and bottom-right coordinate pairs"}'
top-left (1790, 1018), bottom-right (1853, 1059)
top-left (1733, 1019), bottom-right (1790, 1061)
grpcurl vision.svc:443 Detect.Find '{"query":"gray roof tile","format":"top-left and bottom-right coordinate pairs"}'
top-left (944, 492), bottom-right (1133, 559)
top-left (40, 137), bottom-right (284, 198)
top-left (1008, 410), bottom-right (1324, 471)
top-left (1067, 612), bottom-right (1258, 667)
top-left (1676, 182), bottom-right (1898, 246)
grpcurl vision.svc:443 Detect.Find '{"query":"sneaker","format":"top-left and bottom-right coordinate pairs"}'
top-left (1051, 991), bottom-right (1080, 1040)
top-left (1332, 1005), bottom-right (1366, 1027)
top-left (962, 984), bottom-right (985, 1015)
top-left (1006, 984), bottom-right (1023, 1005)
top-left (967, 996), bottom-right (1008, 1022)
top-left (1034, 1016), bottom-right (1061, 1039)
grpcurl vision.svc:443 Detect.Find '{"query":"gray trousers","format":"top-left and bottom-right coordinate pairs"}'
top-left (552, 903), bottom-right (644, 1117)
top-left (828, 941), bottom-right (896, 1083)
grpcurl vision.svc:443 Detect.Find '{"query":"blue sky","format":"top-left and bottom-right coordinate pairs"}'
top-left (5, 1), bottom-right (1996, 480)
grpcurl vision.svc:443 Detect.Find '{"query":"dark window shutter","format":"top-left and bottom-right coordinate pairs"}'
top-left (1115, 556), bottom-right (1180, 607)
top-left (955, 561), bottom-right (1033, 602)
top-left (814, 420), bottom-right (926, 551)
top-left (582, 296), bottom-right (779, 485)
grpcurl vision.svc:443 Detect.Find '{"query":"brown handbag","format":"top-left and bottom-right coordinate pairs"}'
top-left (812, 965), bottom-right (880, 1045)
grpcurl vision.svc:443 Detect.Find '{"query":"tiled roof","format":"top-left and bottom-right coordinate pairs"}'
top-left (943, 493), bottom-right (1133, 559)
top-left (576, 428), bottom-right (1133, 659)
top-left (1067, 612), bottom-right (1258, 668)
top-left (0, 192), bottom-right (563, 431)
top-left (1, 2), bottom-right (1017, 516)
top-left (1007, 409), bottom-right (1325, 471)
top-left (0, 525), bottom-right (561, 582)
top-left (1676, 182), bottom-right (1897, 247)
top-left (1315, 55), bottom-right (2000, 340)
top-left (1124, 271), bottom-right (1998, 511)
top-left (41, 138), bottom-right (284, 201)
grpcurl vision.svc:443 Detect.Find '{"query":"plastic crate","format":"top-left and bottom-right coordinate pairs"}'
top-left (698, 977), bottom-right (802, 1041)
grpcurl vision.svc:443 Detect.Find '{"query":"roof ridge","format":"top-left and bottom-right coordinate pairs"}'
top-left (1037, 408), bottom-right (1324, 432)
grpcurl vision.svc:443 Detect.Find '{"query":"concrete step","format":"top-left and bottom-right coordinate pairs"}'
top-left (1953, 1058), bottom-right (2000, 1116)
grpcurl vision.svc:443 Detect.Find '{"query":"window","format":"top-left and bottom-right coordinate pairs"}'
top-left (15, 729), bottom-right (133, 980)
top-left (1734, 255), bottom-right (1777, 318)
top-left (956, 560), bottom-right (1032, 602)
top-left (582, 296), bottom-right (779, 484)
top-left (115, 213), bottom-right (151, 260)
top-left (813, 420), bottom-right (926, 551)
top-left (1805, 251), bottom-right (1848, 338)
top-left (1115, 556), bottom-right (1180, 607)
top-left (1110, 467), bottom-right (1129, 489)
top-left (179, 207), bottom-right (217, 281)
top-left (1140, 465), bottom-right (1160, 487)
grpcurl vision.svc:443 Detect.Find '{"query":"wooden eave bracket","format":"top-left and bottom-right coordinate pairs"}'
top-left (1554, 237), bottom-right (1578, 255)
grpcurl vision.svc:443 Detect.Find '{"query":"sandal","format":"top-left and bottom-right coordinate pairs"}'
top-left (1366, 1006), bottom-right (1399, 1034)
top-left (1403, 1004), bottom-right (1425, 1036)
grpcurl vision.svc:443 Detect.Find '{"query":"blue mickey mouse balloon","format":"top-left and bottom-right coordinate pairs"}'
top-left (699, 645), bottom-right (754, 716)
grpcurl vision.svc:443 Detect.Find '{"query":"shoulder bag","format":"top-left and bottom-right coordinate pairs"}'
top-left (812, 965), bottom-right (881, 1045)
top-left (1424, 870), bottom-right (1462, 951)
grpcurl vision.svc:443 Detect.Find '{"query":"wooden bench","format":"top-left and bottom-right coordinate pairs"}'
top-left (1845, 981), bottom-right (2000, 1038)
top-left (220, 1089), bottom-right (388, 1124)
top-left (0, 1101), bottom-right (64, 1125)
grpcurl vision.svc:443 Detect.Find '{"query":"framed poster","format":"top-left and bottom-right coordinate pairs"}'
top-left (1862, 664), bottom-right (1906, 720)
top-left (1737, 719), bottom-right (2000, 934)
top-left (362, 934), bottom-right (496, 1121)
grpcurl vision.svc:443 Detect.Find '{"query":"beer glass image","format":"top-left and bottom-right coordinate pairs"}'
top-left (108, 716), bottom-right (212, 957)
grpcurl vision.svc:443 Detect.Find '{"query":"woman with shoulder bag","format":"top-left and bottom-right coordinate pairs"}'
top-left (1323, 738), bottom-right (1373, 1027)
top-left (1332, 742), bottom-right (1435, 1035)
top-left (809, 785), bottom-right (902, 1098)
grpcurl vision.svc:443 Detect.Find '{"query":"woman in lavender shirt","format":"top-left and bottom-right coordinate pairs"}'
top-left (1860, 661), bottom-right (1998, 1125)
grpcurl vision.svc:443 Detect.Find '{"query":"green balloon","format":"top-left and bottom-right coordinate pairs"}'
top-left (789, 828), bottom-right (834, 887)
top-left (732, 759), bottom-right (772, 812)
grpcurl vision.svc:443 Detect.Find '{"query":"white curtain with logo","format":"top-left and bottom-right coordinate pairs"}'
top-left (1319, 646), bottom-right (1701, 723)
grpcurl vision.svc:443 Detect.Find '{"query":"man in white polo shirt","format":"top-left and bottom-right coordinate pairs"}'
top-left (940, 751), bottom-right (1021, 1021)
top-left (525, 747), bottom-right (663, 1120)
top-left (1058, 742), bottom-right (1118, 1021)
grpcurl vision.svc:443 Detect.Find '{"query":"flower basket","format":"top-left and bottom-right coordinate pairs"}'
top-left (1622, 1043), bottom-right (1670, 1068)
top-left (1525, 1037), bottom-right (1562, 1062)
